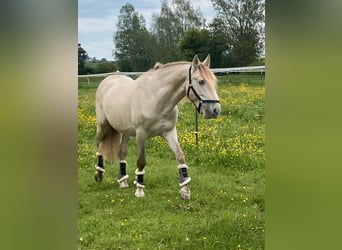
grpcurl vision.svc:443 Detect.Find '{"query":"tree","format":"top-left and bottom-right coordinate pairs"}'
top-left (152, 0), bottom-right (205, 62)
top-left (114, 3), bottom-right (156, 71)
top-left (180, 29), bottom-right (210, 61)
top-left (212, 0), bottom-right (265, 66)
top-left (78, 43), bottom-right (88, 75)
top-left (208, 18), bottom-right (231, 68)
top-left (95, 61), bottom-right (118, 74)
top-left (172, 0), bottom-right (205, 33)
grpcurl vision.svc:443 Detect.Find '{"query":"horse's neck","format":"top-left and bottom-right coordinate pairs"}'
top-left (150, 64), bottom-right (189, 112)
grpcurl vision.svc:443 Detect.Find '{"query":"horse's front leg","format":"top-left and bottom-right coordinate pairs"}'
top-left (163, 128), bottom-right (191, 200)
top-left (134, 131), bottom-right (147, 197)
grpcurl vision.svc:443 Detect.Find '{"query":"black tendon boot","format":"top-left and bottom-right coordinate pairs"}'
top-left (178, 164), bottom-right (191, 200)
top-left (134, 169), bottom-right (145, 197)
top-left (117, 160), bottom-right (129, 188)
top-left (95, 152), bottom-right (105, 182)
top-left (178, 164), bottom-right (191, 186)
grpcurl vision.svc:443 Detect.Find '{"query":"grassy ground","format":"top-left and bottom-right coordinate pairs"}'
top-left (78, 75), bottom-right (265, 249)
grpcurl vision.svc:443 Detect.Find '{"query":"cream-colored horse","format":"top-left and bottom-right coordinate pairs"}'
top-left (94, 55), bottom-right (220, 200)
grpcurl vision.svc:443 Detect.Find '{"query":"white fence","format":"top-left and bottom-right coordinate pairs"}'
top-left (78, 66), bottom-right (265, 80)
top-left (211, 65), bottom-right (265, 74)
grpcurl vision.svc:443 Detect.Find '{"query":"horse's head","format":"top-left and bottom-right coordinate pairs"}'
top-left (186, 55), bottom-right (221, 119)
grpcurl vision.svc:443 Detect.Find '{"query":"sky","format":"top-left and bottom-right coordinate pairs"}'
top-left (78, 0), bottom-right (216, 61)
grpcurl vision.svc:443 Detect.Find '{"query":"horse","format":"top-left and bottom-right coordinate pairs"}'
top-left (94, 55), bottom-right (221, 200)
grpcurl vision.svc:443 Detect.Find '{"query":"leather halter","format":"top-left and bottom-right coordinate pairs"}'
top-left (186, 65), bottom-right (220, 113)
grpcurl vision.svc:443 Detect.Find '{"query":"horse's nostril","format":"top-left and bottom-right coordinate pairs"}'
top-left (213, 108), bottom-right (218, 114)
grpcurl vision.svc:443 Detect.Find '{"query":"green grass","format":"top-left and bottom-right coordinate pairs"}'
top-left (78, 77), bottom-right (265, 249)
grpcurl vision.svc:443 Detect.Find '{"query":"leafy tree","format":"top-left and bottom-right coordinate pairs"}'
top-left (83, 59), bottom-right (118, 74)
top-left (208, 18), bottom-right (231, 68)
top-left (172, 0), bottom-right (205, 33)
top-left (180, 29), bottom-right (210, 61)
top-left (114, 3), bottom-right (156, 71)
top-left (95, 61), bottom-right (118, 74)
top-left (152, 0), bottom-right (205, 62)
top-left (212, 0), bottom-right (265, 66)
top-left (78, 43), bottom-right (88, 75)
top-left (181, 22), bottom-right (233, 68)
top-left (84, 62), bottom-right (95, 74)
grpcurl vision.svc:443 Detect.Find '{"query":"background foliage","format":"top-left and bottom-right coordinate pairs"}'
top-left (78, 0), bottom-right (265, 74)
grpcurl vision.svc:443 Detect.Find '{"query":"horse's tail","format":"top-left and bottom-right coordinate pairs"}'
top-left (98, 128), bottom-right (122, 163)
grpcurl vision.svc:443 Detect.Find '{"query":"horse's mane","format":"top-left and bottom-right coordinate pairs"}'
top-left (150, 61), bottom-right (217, 87)
top-left (151, 61), bottom-right (189, 71)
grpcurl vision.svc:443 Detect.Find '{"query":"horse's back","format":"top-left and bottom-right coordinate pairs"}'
top-left (97, 75), bottom-right (133, 97)
top-left (96, 75), bottom-right (134, 107)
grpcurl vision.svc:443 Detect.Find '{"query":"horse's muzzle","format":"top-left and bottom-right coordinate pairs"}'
top-left (202, 103), bottom-right (221, 119)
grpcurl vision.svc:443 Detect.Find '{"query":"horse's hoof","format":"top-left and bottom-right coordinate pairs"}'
top-left (180, 190), bottom-right (191, 200)
top-left (94, 171), bottom-right (104, 182)
top-left (179, 185), bottom-right (191, 200)
top-left (119, 180), bottom-right (129, 188)
top-left (118, 175), bottom-right (129, 188)
top-left (135, 187), bottom-right (145, 197)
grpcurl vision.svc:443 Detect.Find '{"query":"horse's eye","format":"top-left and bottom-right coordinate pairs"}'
top-left (199, 80), bottom-right (205, 85)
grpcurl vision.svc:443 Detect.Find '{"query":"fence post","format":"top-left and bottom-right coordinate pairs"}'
top-left (260, 70), bottom-right (263, 87)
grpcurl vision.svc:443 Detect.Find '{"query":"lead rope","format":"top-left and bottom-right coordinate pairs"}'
top-left (195, 106), bottom-right (198, 146)
top-left (188, 65), bottom-right (198, 146)
top-left (188, 65), bottom-right (220, 146)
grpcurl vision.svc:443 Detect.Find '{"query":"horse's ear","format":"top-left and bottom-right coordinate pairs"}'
top-left (192, 55), bottom-right (200, 69)
top-left (203, 54), bottom-right (210, 68)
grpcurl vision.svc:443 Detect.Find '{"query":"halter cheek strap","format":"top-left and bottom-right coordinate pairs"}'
top-left (187, 65), bottom-right (220, 113)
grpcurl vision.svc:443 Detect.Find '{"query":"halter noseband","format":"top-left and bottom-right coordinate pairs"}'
top-left (186, 65), bottom-right (220, 113)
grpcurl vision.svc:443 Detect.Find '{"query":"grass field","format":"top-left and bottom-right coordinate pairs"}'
top-left (78, 74), bottom-right (265, 249)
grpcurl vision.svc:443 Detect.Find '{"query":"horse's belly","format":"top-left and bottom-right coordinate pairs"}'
top-left (121, 126), bottom-right (136, 136)
top-left (108, 118), bottom-right (135, 135)
top-left (103, 105), bottom-right (136, 135)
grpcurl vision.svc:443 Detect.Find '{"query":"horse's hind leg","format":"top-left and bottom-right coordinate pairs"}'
top-left (117, 135), bottom-right (130, 188)
top-left (162, 128), bottom-right (191, 200)
top-left (94, 120), bottom-right (111, 182)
